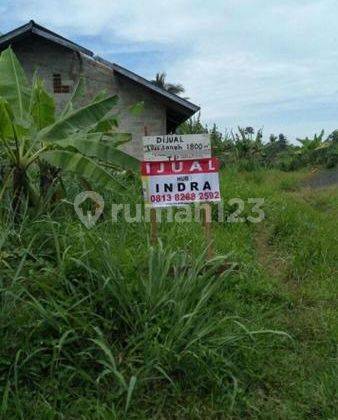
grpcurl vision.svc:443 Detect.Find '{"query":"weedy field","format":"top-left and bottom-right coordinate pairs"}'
top-left (0, 168), bottom-right (337, 419)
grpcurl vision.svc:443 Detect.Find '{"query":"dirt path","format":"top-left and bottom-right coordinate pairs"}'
top-left (254, 224), bottom-right (289, 282)
top-left (254, 169), bottom-right (337, 289)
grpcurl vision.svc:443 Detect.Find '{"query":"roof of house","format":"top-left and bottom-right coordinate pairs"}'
top-left (0, 20), bottom-right (200, 126)
top-left (0, 20), bottom-right (94, 56)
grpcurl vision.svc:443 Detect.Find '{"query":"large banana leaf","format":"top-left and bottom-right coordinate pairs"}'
top-left (129, 101), bottom-right (144, 116)
top-left (102, 132), bottom-right (132, 147)
top-left (92, 90), bottom-right (109, 102)
top-left (0, 47), bottom-right (31, 122)
top-left (30, 78), bottom-right (55, 130)
top-left (40, 150), bottom-right (123, 187)
top-left (52, 131), bottom-right (131, 147)
top-left (37, 95), bottom-right (119, 142)
top-left (315, 142), bottom-right (331, 150)
top-left (55, 135), bottom-right (139, 171)
top-left (0, 98), bottom-right (14, 139)
top-left (61, 76), bottom-right (87, 117)
top-left (91, 114), bottom-right (119, 133)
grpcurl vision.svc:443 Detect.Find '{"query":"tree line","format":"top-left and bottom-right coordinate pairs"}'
top-left (178, 115), bottom-right (338, 171)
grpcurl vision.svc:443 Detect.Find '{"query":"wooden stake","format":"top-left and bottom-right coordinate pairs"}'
top-left (150, 207), bottom-right (158, 245)
top-left (203, 203), bottom-right (213, 260)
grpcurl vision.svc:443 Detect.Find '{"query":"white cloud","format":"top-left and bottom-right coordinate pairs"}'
top-left (4, 0), bottom-right (223, 41)
top-left (2, 0), bottom-right (338, 139)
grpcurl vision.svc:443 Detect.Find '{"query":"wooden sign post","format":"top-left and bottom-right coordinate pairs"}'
top-left (150, 205), bottom-right (158, 246)
top-left (203, 203), bottom-right (213, 259)
top-left (141, 132), bottom-right (220, 259)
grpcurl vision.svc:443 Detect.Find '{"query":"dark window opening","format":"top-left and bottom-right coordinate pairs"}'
top-left (53, 74), bottom-right (70, 94)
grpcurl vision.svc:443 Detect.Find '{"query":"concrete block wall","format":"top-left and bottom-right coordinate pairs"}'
top-left (12, 36), bottom-right (167, 160)
top-left (13, 37), bottom-right (79, 111)
top-left (82, 56), bottom-right (166, 159)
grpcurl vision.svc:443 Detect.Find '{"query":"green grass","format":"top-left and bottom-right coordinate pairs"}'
top-left (0, 168), bottom-right (337, 418)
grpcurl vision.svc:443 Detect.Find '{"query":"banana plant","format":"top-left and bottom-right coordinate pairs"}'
top-left (296, 130), bottom-right (325, 153)
top-left (0, 47), bottom-right (139, 212)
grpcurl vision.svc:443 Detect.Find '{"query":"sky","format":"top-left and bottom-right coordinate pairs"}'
top-left (1, 0), bottom-right (338, 142)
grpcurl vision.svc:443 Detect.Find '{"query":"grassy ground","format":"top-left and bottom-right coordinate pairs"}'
top-left (0, 168), bottom-right (337, 419)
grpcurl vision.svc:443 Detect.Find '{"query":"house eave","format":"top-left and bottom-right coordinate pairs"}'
top-left (112, 62), bottom-right (200, 117)
top-left (0, 20), bottom-right (93, 56)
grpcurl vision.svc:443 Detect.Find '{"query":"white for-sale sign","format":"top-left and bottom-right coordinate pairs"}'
top-left (143, 134), bottom-right (211, 161)
top-left (141, 158), bottom-right (221, 208)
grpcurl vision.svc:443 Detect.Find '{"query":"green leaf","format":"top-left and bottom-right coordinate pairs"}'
top-left (30, 78), bottom-right (55, 130)
top-left (100, 147), bottom-right (139, 171)
top-left (92, 114), bottom-right (119, 132)
top-left (129, 101), bottom-right (144, 116)
top-left (0, 98), bottom-right (14, 139)
top-left (315, 142), bottom-right (330, 150)
top-left (37, 95), bottom-right (119, 142)
top-left (61, 76), bottom-right (87, 117)
top-left (55, 135), bottom-right (139, 171)
top-left (92, 89), bottom-right (109, 102)
top-left (54, 131), bottom-right (132, 147)
top-left (0, 47), bottom-right (31, 121)
top-left (125, 376), bottom-right (137, 413)
top-left (40, 150), bottom-right (123, 187)
top-left (102, 132), bottom-right (132, 147)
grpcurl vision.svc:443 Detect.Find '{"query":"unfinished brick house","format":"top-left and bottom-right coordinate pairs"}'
top-left (0, 21), bottom-right (199, 159)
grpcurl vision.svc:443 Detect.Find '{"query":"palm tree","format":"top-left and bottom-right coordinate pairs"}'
top-left (152, 72), bottom-right (185, 96)
top-left (278, 133), bottom-right (288, 147)
top-left (244, 127), bottom-right (255, 137)
top-left (269, 134), bottom-right (277, 143)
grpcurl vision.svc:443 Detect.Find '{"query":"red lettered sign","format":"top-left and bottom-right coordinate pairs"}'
top-left (141, 158), bottom-right (221, 208)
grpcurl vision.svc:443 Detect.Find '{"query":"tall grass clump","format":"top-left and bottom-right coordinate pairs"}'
top-left (0, 202), bottom-right (291, 417)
